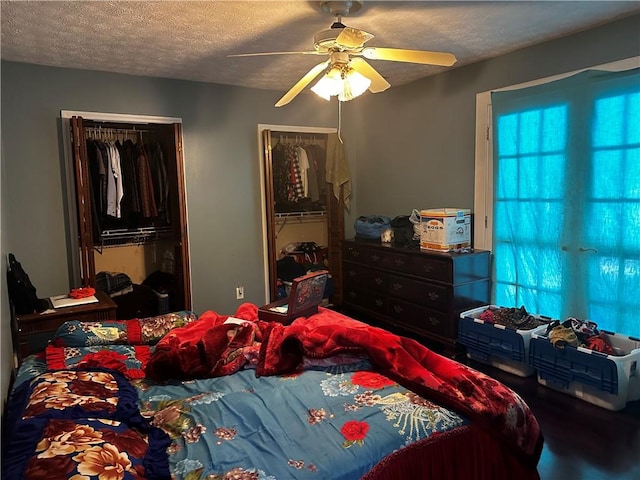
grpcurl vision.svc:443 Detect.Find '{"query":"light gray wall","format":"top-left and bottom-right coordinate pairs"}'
top-left (0, 64), bottom-right (342, 305)
top-left (1, 125), bottom-right (13, 412)
top-left (1, 14), bottom-right (638, 409)
top-left (352, 14), bottom-right (640, 219)
top-left (0, 64), bottom-right (350, 408)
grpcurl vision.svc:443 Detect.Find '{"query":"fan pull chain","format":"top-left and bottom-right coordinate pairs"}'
top-left (338, 99), bottom-right (344, 144)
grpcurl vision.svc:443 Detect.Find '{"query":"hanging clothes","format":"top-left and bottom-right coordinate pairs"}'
top-left (287, 144), bottom-right (305, 201)
top-left (119, 139), bottom-right (141, 217)
top-left (148, 142), bottom-right (170, 223)
top-left (295, 144), bottom-right (310, 197)
top-left (303, 143), bottom-right (327, 203)
top-left (270, 135), bottom-right (331, 213)
top-left (84, 134), bottom-right (169, 239)
top-left (135, 141), bottom-right (158, 218)
top-left (110, 141), bottom-right (124, 218)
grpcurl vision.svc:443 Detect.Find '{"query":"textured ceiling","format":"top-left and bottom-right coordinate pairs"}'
top-left (2, 1), bottom-right (639, 95)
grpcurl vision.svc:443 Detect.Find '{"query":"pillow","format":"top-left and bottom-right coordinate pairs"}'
top-left (46, 345), bottom-right (153, 380)
top-left (2, 369), bottom-right (171, 480)
top-left (136, 310), bottom-right (198, 344)
top-left (2, 417), bottom-right (170, 480)
top-left (52, 310), bottom-right (197, 347)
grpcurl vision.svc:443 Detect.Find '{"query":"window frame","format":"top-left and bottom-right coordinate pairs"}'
top-left (473, 57), bottom-right (640, 251)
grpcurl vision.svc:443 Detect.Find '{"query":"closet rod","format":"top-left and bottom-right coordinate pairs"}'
top-left (271, 131), bottom-right (326, 143)
top-left (271, 131), bottom-right (322, 138)
top-left (85, 127), bottom-right (149, 135)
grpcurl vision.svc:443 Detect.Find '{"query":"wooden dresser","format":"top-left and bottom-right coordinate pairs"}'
top-left (12, 290), bottom-right (117, 361)
top-left (342, 239), bottom-right (491, 355)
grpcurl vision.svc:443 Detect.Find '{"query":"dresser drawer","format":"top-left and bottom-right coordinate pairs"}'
top-left (409, 256), bottom-right (452, 283)
top-left (343, 263), bottom-right (388, 291)
top-left (388, 299), bottom-right (452, 338)
top-left (388, 274), bottom-right (449, 309)
top-left (344, 244), bottom-right (410, 270)
top-left (343, 287), bottom-right (388, 316)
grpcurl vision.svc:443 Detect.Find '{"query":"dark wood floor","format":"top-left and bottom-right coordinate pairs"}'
top-left (463, 358), bottom-right (640, 480)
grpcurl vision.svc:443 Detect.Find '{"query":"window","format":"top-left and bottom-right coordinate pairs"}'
top-left (475, 60), bottom-right (640, 336)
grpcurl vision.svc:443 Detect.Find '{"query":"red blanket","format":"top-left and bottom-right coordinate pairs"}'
top-left (146, 303), bottom-right (543, 470)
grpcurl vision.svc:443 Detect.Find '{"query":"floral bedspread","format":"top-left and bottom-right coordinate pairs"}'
top-left (7, 353), bottom-right (469, 480)
top-left (4, 303), bottom-right (543, 479)
top-left (146, 303), bottom-right (543, 469)
top-left (134, 358), bottom-right (468, 480)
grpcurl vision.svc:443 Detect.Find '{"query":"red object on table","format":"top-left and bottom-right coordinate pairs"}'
top-left (69, 287), bottom-right (96, 299)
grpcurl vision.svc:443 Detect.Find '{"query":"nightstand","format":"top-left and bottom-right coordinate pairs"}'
top-left (12, 290), bottom-right (117, 362)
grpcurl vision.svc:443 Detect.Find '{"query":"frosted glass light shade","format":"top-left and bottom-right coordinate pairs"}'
top-left (311, 67), bottom-right (371, 102)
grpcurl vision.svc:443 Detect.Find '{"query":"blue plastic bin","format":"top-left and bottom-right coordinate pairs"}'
top-left (530, 330), bottom-right (640, 410)
top-left (459, 305), bottom-right (549, 377)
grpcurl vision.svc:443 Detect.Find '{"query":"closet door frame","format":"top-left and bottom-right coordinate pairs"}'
top-left (60, 110), bottom-right (192, 309)
top-left (257, 124), bottom-right (339, 302)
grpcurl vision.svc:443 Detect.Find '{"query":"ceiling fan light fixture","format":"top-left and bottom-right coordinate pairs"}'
top-left (311, 65), bottom-right (371, 102)
top-left (311, 65), bottom-right (343, 100)
top-left (339, 68), bottom-right (371, 101)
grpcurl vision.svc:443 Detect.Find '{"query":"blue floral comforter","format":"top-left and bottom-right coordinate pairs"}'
top-left (8, 350), bottom-right (468, 480)
top-left (134, 357), bottom-right (468, 480)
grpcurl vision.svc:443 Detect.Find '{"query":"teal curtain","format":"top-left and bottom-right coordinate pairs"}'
top-left (491, 67), bottom-right (640, 336)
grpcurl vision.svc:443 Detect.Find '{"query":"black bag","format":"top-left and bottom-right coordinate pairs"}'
top-left (390, 215), bottom-right (418, 247)
top-left (6, 253), bottom-right (47, 314)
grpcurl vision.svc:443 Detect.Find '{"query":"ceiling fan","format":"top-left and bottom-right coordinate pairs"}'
top-left (228, 1), bottom-right (457, 107)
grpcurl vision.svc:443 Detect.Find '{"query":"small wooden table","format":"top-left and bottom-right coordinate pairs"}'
top-left (12, 290), bottom-right (117, 362)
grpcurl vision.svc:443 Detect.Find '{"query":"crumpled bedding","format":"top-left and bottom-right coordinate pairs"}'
top-left (145, 303), bottom-right (543, 470)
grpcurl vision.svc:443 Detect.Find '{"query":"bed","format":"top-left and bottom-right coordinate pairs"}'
top-left (2, 304), bottom-right (543, 480)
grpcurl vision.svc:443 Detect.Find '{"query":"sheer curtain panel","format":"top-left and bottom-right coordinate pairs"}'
top-left (491, 67), bottom-right (640, 336)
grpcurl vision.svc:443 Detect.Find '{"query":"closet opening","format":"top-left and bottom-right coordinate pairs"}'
top-left (61, 111), bottom-right (191, 319)
top-left (258, 124), bottom-right (345, 305)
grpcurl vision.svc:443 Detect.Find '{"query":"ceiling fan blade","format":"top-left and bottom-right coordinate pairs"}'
top-left (361, 47), bottom-right (457, 66)
top-left (349, 57), bottom-right (390, 93)
top-left (275, 60), bottom-right (330, 107)
top-left (228, 51), bottom-right (322, 58)
top-left (335, 27), bottom-right (374, 49)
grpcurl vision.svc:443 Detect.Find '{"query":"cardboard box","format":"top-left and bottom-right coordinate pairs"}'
top-left (258, 270), bottom-right (328, 324)
top-left (420, 208), bottom-right (471, 251)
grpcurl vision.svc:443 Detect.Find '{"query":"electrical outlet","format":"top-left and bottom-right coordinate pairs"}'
top-left (236, 286), bottom-right (244, 300)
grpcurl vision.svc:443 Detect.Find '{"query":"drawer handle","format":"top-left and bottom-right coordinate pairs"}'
top-left (348, 270), bottom-right (357, 277)
top-left (375, 277), bottom-right (383, 285)
top-left (375, 299), bottom-right (384, 307)
top-left (428, 291), bottom-right (440, 301)
top-left (392, 283), bottom-right (403, 291)
top-left (371, 254), bottom-right (380, 262)
top-left (393, 305), bottom-right (404, 314)
top-left (351, 250), bottom-right (360, 257)
top-left (349, 291), bottom-right (357, 298)
top-left (422, 264), bottom-right (434, 273)
top-left (427, 316), bottom-right (440, 325)
top-left (394, 258), bottom-right (405, 266)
